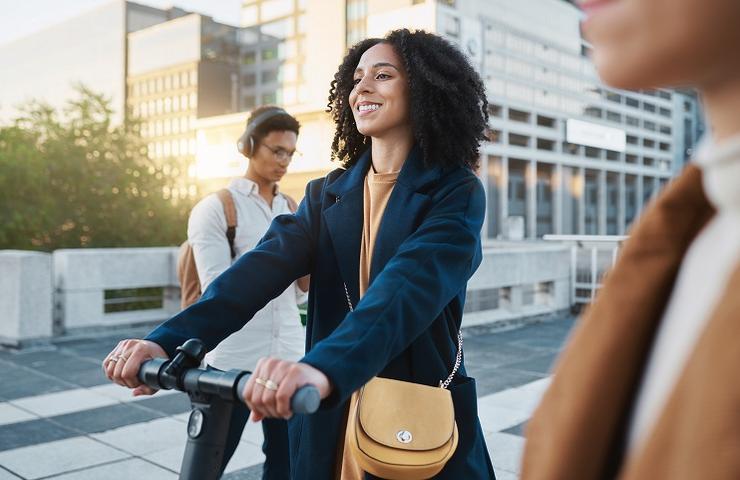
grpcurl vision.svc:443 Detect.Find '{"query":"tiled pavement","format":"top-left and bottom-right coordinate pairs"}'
top-left (0, 315), bottom-right (576, 479)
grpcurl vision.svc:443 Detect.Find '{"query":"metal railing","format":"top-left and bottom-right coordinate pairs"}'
top-left (543, 235), bottom-right (627, 307)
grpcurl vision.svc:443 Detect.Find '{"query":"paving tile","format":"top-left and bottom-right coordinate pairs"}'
top-left (501, 420), bottom-right (527, 437)
top-left (499, 352), bottom-right (558, 376)
top-left (52, 402), bottom-right (165, 435)
top-left (0, 403), bottom-right (38, 426)
top-left (133, 392), bottom-right (192, 416)
top-left (0, 467), bottom-right (23, 479)
top-left (11, 388), bottom-right (116, 417)
top-left (0, 436), bottom-right (129, 479)
top-left (87, 384), bottom-right (177, 403)
top-left (467, 367), bottom-right (547, 397)
top-left (224, 438), bottom-right (267, 473)
top-left (0, 418), bottom-right (77, 451)
top-left (45, 458), bottom-right (177, 480)
top-left (0, 365), bottom-right (73, 402)
top-left (486, 432), bottom-right (526, 476)
top-left (91, 417), bottom-right (187, 456)
top-left (492, 468), bottom-right (518, 480)
top-left (481, 378), bottom-right (550, 414)
top-left (477, 402), bottom-right (531, 435)
top-left (222, 463), bottom-right (264, 480)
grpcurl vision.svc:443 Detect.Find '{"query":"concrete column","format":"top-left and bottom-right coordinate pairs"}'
top-left (479, 152), bottom-right (489, 238)
top-left (578, 167), bottom-right (586, 235)
top-left (0, 251), bottom-right (53, 346)
top-left (554, 163), bottom-right (564, 235)
top-left (528, 160), bottom-right (537, 239)
top-left (500, 156), bottom-right (509, 233)
top-left (636, 174), bottom-right (645, 214)
top-left (618, 171), bottom-right (626, 235)
top-left (598, 169), bottom-right (607, 235)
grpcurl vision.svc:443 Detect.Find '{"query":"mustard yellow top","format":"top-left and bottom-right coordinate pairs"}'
top-left (339, 167), bottom-right (400, 479)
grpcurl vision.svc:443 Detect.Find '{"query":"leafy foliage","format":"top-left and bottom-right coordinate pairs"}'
top-left (0, 86), bottom-right (192, 251)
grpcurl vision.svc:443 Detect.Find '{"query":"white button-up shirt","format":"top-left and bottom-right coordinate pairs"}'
top-left (188, 177), bottom-right (307, 371)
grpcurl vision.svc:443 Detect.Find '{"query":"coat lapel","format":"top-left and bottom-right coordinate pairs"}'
top-left (323, 151), bottom-right (371, 307)
top-left (369, 145), bottom-right (440, 283)
top-left (521, 165), bottom-right (716, 480)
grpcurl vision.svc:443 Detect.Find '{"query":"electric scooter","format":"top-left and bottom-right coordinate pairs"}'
top-left (137, 338), bottom-right (320, 480)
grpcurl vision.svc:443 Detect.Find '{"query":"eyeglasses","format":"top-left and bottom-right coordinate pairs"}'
top-left (260, 143), bottom-right (302, 162)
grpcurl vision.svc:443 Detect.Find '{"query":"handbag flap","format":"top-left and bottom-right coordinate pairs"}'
top-left (357, 377), bottom-right (455, 451)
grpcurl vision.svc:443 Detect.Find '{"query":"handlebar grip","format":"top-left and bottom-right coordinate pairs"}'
top-left (235, 375), bottom-right (320, 415)
top-left (291, 385), bottom-right (321, 414)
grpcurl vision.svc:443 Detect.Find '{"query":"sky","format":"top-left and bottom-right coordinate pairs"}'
top-left (0, 0), bottom-right (243, 46)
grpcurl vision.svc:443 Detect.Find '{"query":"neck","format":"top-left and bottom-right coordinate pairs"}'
top-left (701, 75), bottom-right (740, 142)
top-left (369, 126), bottom-right (414, 173)
top-left (244, 169), bottom-right (276, 200)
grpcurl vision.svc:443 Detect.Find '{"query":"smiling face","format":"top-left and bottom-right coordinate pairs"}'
top-left (348, 43), bottom-right (411, 139)
top-left (579, 0), bottom-right (740, 90)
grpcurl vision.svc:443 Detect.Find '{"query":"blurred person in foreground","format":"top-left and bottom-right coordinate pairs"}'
top-left (521, 1), bottom-right (740, 479)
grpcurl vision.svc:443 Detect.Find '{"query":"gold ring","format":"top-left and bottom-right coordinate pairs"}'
top-left (255, 377), bottom-right (268, 388)
top-left (264, 379), bottom-right (279, 391)
top-left (108, 356), bottom-right (120, 364)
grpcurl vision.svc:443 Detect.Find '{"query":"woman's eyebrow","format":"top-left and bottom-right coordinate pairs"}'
top-left (354, 62), bottom-right (400, 75)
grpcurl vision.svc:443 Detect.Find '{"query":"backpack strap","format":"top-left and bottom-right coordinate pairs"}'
top-left (284, 194), bottom-right (299, 213)
top-left (216, 188), bottom-right (237, 259)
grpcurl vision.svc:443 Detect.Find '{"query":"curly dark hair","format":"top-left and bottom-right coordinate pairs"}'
top-left (326, 29), bottom-right (488, 170)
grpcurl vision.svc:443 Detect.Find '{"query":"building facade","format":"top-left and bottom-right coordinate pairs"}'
top-left (0, 0), bottom-right (189, 124)
top-left (362, 0), bottom-right (704, 239)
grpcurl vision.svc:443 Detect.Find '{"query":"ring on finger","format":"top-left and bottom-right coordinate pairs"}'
top-left (255, 377), bottom-right (268, 388)
top-left (264, 379), bottom-right (279, 391)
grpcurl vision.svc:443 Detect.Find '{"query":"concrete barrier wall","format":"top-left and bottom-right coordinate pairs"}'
top-left (1, 243), bottom-right (573, 345)
top-left (0, 251), bottom-right (53, 346)
top-left (53, 247), bottom-right (180, 331)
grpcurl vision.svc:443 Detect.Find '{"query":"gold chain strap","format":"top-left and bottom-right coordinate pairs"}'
top-left (343, 283), bottom-right (463, 390)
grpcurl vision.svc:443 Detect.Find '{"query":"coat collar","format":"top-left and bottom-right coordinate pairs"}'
top-left (325, 144), bottom-right (443, 198)
top-left (322, 144), bottom-right (441, 306)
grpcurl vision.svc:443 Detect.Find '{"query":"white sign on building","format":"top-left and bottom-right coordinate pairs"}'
top-left (566, 118), bottom-right (626, 152)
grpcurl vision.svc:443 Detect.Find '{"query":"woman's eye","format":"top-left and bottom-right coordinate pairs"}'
top-left (352, 78), bottom-right (361, 85)
top-left (376, 73), bottom-right (390, 80)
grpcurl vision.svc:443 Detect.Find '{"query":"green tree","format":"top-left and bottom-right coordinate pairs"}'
top-left (0, 86), bottom-right (193, 251)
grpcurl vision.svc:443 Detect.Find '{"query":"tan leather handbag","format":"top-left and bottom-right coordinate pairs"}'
top-left (342, 285), bottom-right (462, 479)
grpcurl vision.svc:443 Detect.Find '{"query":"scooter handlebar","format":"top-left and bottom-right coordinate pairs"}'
top-left (138, 358), bottom-right (320, 415)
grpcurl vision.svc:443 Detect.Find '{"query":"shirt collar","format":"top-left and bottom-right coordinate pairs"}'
top-left (228, 177), bottom-right (280, 197)
top-left (693, 133), bottom-right (740, 212)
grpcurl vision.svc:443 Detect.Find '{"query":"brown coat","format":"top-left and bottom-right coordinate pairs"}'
top-left (521, 165), bottom-right (740, 480)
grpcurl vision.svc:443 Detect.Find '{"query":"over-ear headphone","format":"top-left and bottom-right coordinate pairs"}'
top-left (236, 107), bottom-right (290, 157)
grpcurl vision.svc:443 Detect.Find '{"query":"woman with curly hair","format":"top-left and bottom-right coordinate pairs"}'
top-left (105, 28), bottom-right (496, 479)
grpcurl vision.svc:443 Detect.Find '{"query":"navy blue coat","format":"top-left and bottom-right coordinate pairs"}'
top-left (146, 146), bottom-right (496, 479)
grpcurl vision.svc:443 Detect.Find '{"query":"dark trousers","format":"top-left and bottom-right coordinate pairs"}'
top-left (220, 402), bottom-right (291, 479)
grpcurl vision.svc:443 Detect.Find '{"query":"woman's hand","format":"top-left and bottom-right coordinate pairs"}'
top-left (102, 339), bottom-right (169, 396)
top-left (242, 358), bottom-right (332, 421)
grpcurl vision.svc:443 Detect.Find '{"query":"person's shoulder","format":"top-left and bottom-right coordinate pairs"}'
top-left (189, 191), bottom-right (225, 221)
top-left (436, 165), bottom-right (483, 194)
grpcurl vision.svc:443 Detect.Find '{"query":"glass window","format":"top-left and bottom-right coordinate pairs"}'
top-left (643, 102), bottom-right (656, 113)
top-left (626, 96), bottom-right (639, 108)
top-left (508, 133), bottom-right (530, 147)
top-left (508, 108), bottom-right (530, 123)
top-left (626, 115), bottom-right (639, 126)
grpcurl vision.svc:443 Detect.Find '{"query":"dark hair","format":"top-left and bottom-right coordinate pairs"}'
top-left (326, 29), bottom-right (488, 170)
top-left (247, 105), bottom-right (301, 147)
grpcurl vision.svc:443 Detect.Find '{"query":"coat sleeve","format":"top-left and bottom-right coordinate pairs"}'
top-left (144, 179), bottom-right (322, 357)
top-left (300, 175), bottom-right (485, 408)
